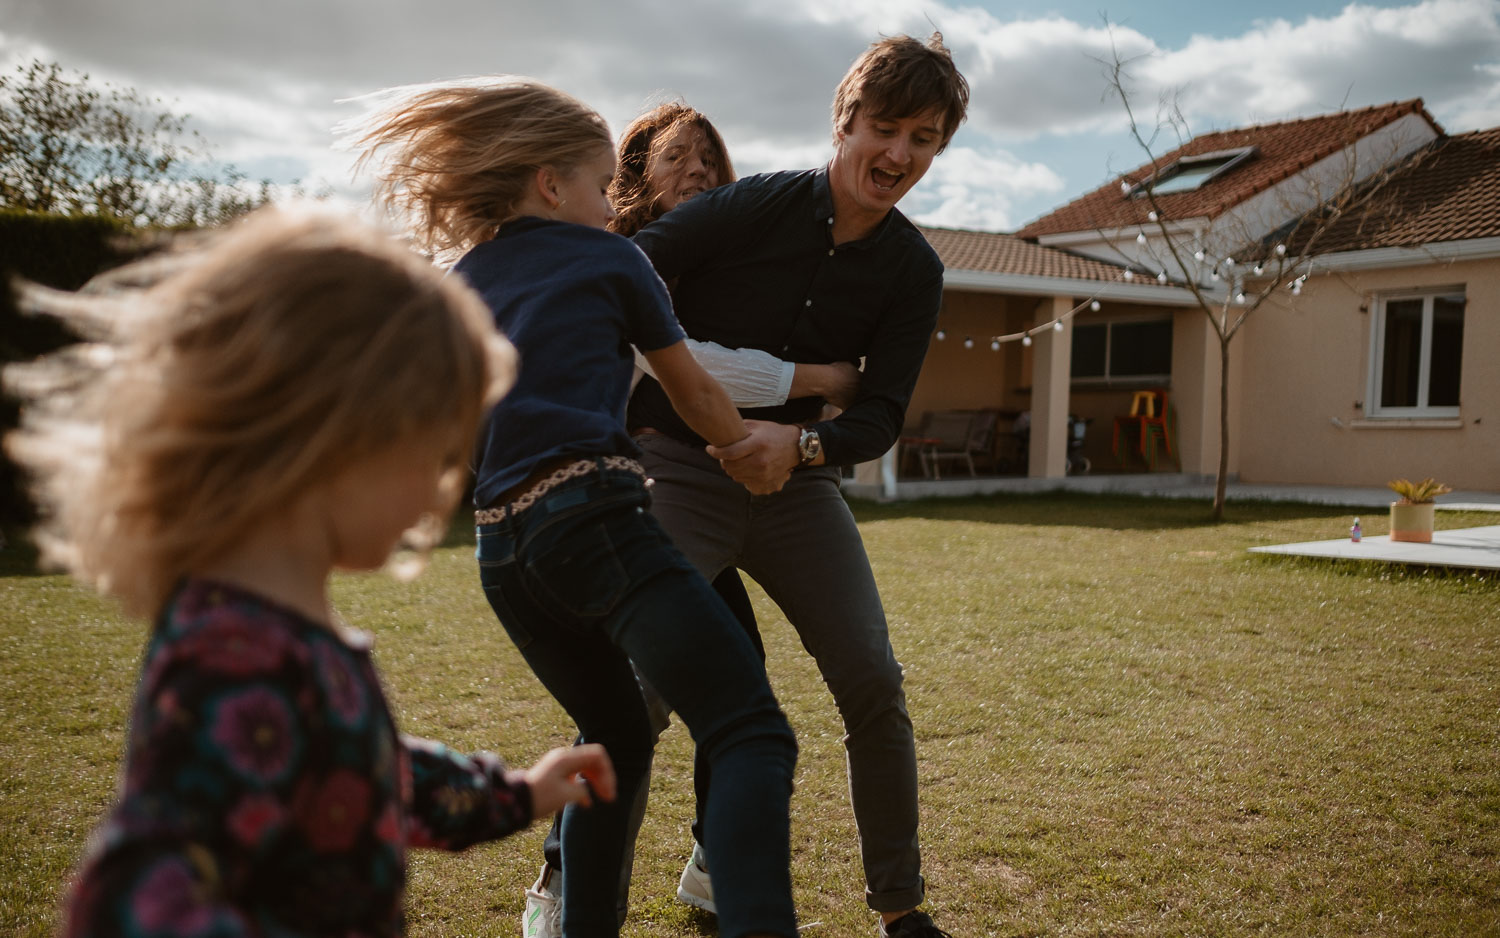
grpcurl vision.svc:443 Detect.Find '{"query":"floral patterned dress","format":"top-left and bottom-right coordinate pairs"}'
top-left (64, 579), bottom-right (534, 937)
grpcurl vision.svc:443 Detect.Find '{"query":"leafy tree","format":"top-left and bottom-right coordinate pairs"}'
top-left (0, 59), bottom-right (273, 227)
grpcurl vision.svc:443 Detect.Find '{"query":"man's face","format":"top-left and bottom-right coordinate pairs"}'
top-left (829, 107), bottom-right (945, 219)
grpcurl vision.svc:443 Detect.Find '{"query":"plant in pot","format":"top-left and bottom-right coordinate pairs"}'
top-left (1387, 477), bottom-right (1452, 543)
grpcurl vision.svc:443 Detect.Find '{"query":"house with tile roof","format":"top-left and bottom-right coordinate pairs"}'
top-left (850, 100), bottom-right (1496, 498)
top-left (1227, 123), bottom-right (1499, 490)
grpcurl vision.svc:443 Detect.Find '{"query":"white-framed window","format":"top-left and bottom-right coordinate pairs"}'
top-left (1071, 316), bottom-right (1173, 385)
top-left (1367, 287), bottom-right (1465, 418)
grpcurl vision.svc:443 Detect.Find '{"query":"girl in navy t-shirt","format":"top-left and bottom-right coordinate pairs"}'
top-left (351, 79), bottom-right (799, 938)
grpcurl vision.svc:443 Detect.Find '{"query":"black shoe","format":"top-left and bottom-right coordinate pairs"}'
top-left (880, 910), bottom-right (953, 937)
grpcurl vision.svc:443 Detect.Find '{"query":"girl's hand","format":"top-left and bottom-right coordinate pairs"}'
top-left (524, 744), bottom-right (617, 817)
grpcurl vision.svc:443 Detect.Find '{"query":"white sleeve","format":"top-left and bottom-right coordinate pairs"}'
top-left (634, 338), bottom-right (796, 408)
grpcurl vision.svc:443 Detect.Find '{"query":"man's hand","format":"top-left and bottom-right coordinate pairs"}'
top-left (706, 419), bottom-right (800, 494)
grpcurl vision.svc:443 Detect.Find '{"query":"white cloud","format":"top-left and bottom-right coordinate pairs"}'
top-left (1139, 0), bottom-right (1500, 130)
top-left (1443, 61), bottom-right (1500, 127)
top-left (904, 145), bottom-right (1066, 231)
top-left (3, 0), bottom-right (1500, 230)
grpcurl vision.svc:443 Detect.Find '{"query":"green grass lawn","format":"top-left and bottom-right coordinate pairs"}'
top-left (3, 493), bottom-right (1497, 937)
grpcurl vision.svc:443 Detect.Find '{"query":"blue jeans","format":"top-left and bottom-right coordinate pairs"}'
top-left (476, 464), bottom-right (798, 938)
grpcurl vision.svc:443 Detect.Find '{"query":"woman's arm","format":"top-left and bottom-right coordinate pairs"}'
top-left (789, 360), bottom-right (860, 410)
top-left (636, 340), bottom-right (860, 409)
top-left (635, 339), bottom-right (792, 408)
top-left (640, 340), bottom-right (749, 450)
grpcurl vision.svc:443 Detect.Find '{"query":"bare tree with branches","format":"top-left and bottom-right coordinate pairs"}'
top-left (1097, 46), bottom-right (1432, 520)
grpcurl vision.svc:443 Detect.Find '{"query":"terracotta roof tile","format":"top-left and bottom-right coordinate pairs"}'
top-left (1016, 100), bottom-right (1442, 239)
top-left (919, 225), bottom-right (1130, 282)
top-left (1308, 126), bottom-right (1500, 253)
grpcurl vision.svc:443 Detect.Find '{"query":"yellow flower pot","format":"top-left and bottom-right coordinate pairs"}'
top-left (1389, 501), bottom-right (1436, 543)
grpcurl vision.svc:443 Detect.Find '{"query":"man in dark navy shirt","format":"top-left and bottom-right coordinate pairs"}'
top-left (626, 33), bottom-right (970, 938)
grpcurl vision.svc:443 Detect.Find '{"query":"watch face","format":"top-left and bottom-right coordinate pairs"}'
top-left (800, 429), bottom-right (821, 463)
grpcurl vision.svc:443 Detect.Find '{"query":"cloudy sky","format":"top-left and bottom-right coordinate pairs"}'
top-left (4, 0), bottom-right (1498, 231)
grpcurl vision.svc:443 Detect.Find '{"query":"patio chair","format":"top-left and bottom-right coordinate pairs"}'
top-left (1111, 388), bottom-right (1179, 470)
top-left (912, 409), bottom-right (998, 479)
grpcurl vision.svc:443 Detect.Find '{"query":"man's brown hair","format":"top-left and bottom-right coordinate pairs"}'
top-left (831, 32), bottom-right (970, 151)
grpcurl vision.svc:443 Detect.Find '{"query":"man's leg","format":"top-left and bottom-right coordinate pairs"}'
top-left (637, 434), bottom-right (925, 913)
top-left (739, 467), bottom-right (925, 915)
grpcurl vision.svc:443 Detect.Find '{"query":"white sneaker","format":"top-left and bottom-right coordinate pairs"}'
top-left (523, 865), bottom-right (562, 938)
top-left (676, 841), bottom-right (716, 914)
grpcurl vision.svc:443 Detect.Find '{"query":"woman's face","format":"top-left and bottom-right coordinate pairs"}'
top-left (646, 122), bottom-right (722, 213)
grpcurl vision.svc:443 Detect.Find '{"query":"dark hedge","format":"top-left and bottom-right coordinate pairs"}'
top-left (2, 211), bottom-right (146, 527)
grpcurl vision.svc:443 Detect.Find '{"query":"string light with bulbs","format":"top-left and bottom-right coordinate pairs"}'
top-left (1117, 203), bottom-right (1310, 296)
top-left (931, 279), bottom-right (1120, 351)
top-left (928, 214), bottom-right (1312, 351)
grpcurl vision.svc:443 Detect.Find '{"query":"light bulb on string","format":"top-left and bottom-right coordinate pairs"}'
top-left (1136, 232), bottom-right (1147, 245)
top-left (1157, 271), bottom-right (1168, 283)
top-left (1252, 265), bottom-right (1263, 276)
top-left (1147, 210), bottom-right (1158, 222)
top-left (1275, 244), bottom-right (1287, 256)
top-left (963, 336), bottom-right (974, 349)
top-left (1090, 300), bottom-right (1101, 311)
top-left (1194, 250), bottom-right (1205, 261)
top-left (935, 329), bottom-right (946, 341)
top-left (1052, 320), bottom-right (1063, 332)
top-left (1120, 180), bottom-right (1132, 194)
top-left (990, 339), bottom-right (1001, 351)
top-left (1123, 269), bottom-right (1133, 281)
top-left (1022, 334), bottom-right (1033, 347)
top-left (1235, 292), bottom-right (1246, 304)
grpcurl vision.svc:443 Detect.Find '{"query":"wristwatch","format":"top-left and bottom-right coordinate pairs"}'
top-left (797, 427), bottom-right (822, 465)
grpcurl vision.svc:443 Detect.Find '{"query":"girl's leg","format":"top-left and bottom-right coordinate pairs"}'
top-left (596, 519), bottom-right (798, 938)
top-left (479, 521), bottom-right (652, 937)
top-left (491, 472), bottom-right (796, 937)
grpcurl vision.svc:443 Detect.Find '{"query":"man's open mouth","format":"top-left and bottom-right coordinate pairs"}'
top-left (871, 168), bottom-right (903, 192)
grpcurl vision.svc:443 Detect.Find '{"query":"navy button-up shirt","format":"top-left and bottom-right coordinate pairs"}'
top-left (627, 167), bottom-right (944, 467)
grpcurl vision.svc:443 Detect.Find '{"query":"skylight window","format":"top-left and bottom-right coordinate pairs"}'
top-left (1132, 146), bottom-right (1257, 196)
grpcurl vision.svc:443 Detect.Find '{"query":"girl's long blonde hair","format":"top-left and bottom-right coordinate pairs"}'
top-left (5, 206), bottom-right (516, 618)
top-left (346, 78), bottom-right (613, 260)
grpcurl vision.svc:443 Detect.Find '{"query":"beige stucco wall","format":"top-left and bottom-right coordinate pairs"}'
top-left (905, 289), bottom-right (1037, 423)
top-left (1236, 256), bottom-right (1499, 489)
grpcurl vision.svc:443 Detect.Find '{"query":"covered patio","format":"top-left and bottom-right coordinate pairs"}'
top-left (848, 227), bottom-right (1211, 499)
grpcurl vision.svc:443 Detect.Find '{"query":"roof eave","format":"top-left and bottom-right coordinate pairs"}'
top-left (942, 269), bottom-right (1207, 307)
top-left (1306, 235), bottom-right (1500, 272)
top-left (1031, 218), bottom-right (1210, 247)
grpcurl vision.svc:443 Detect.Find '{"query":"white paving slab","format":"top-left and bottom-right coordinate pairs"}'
top-left (1249, 525), bottom-right (1500, 570)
